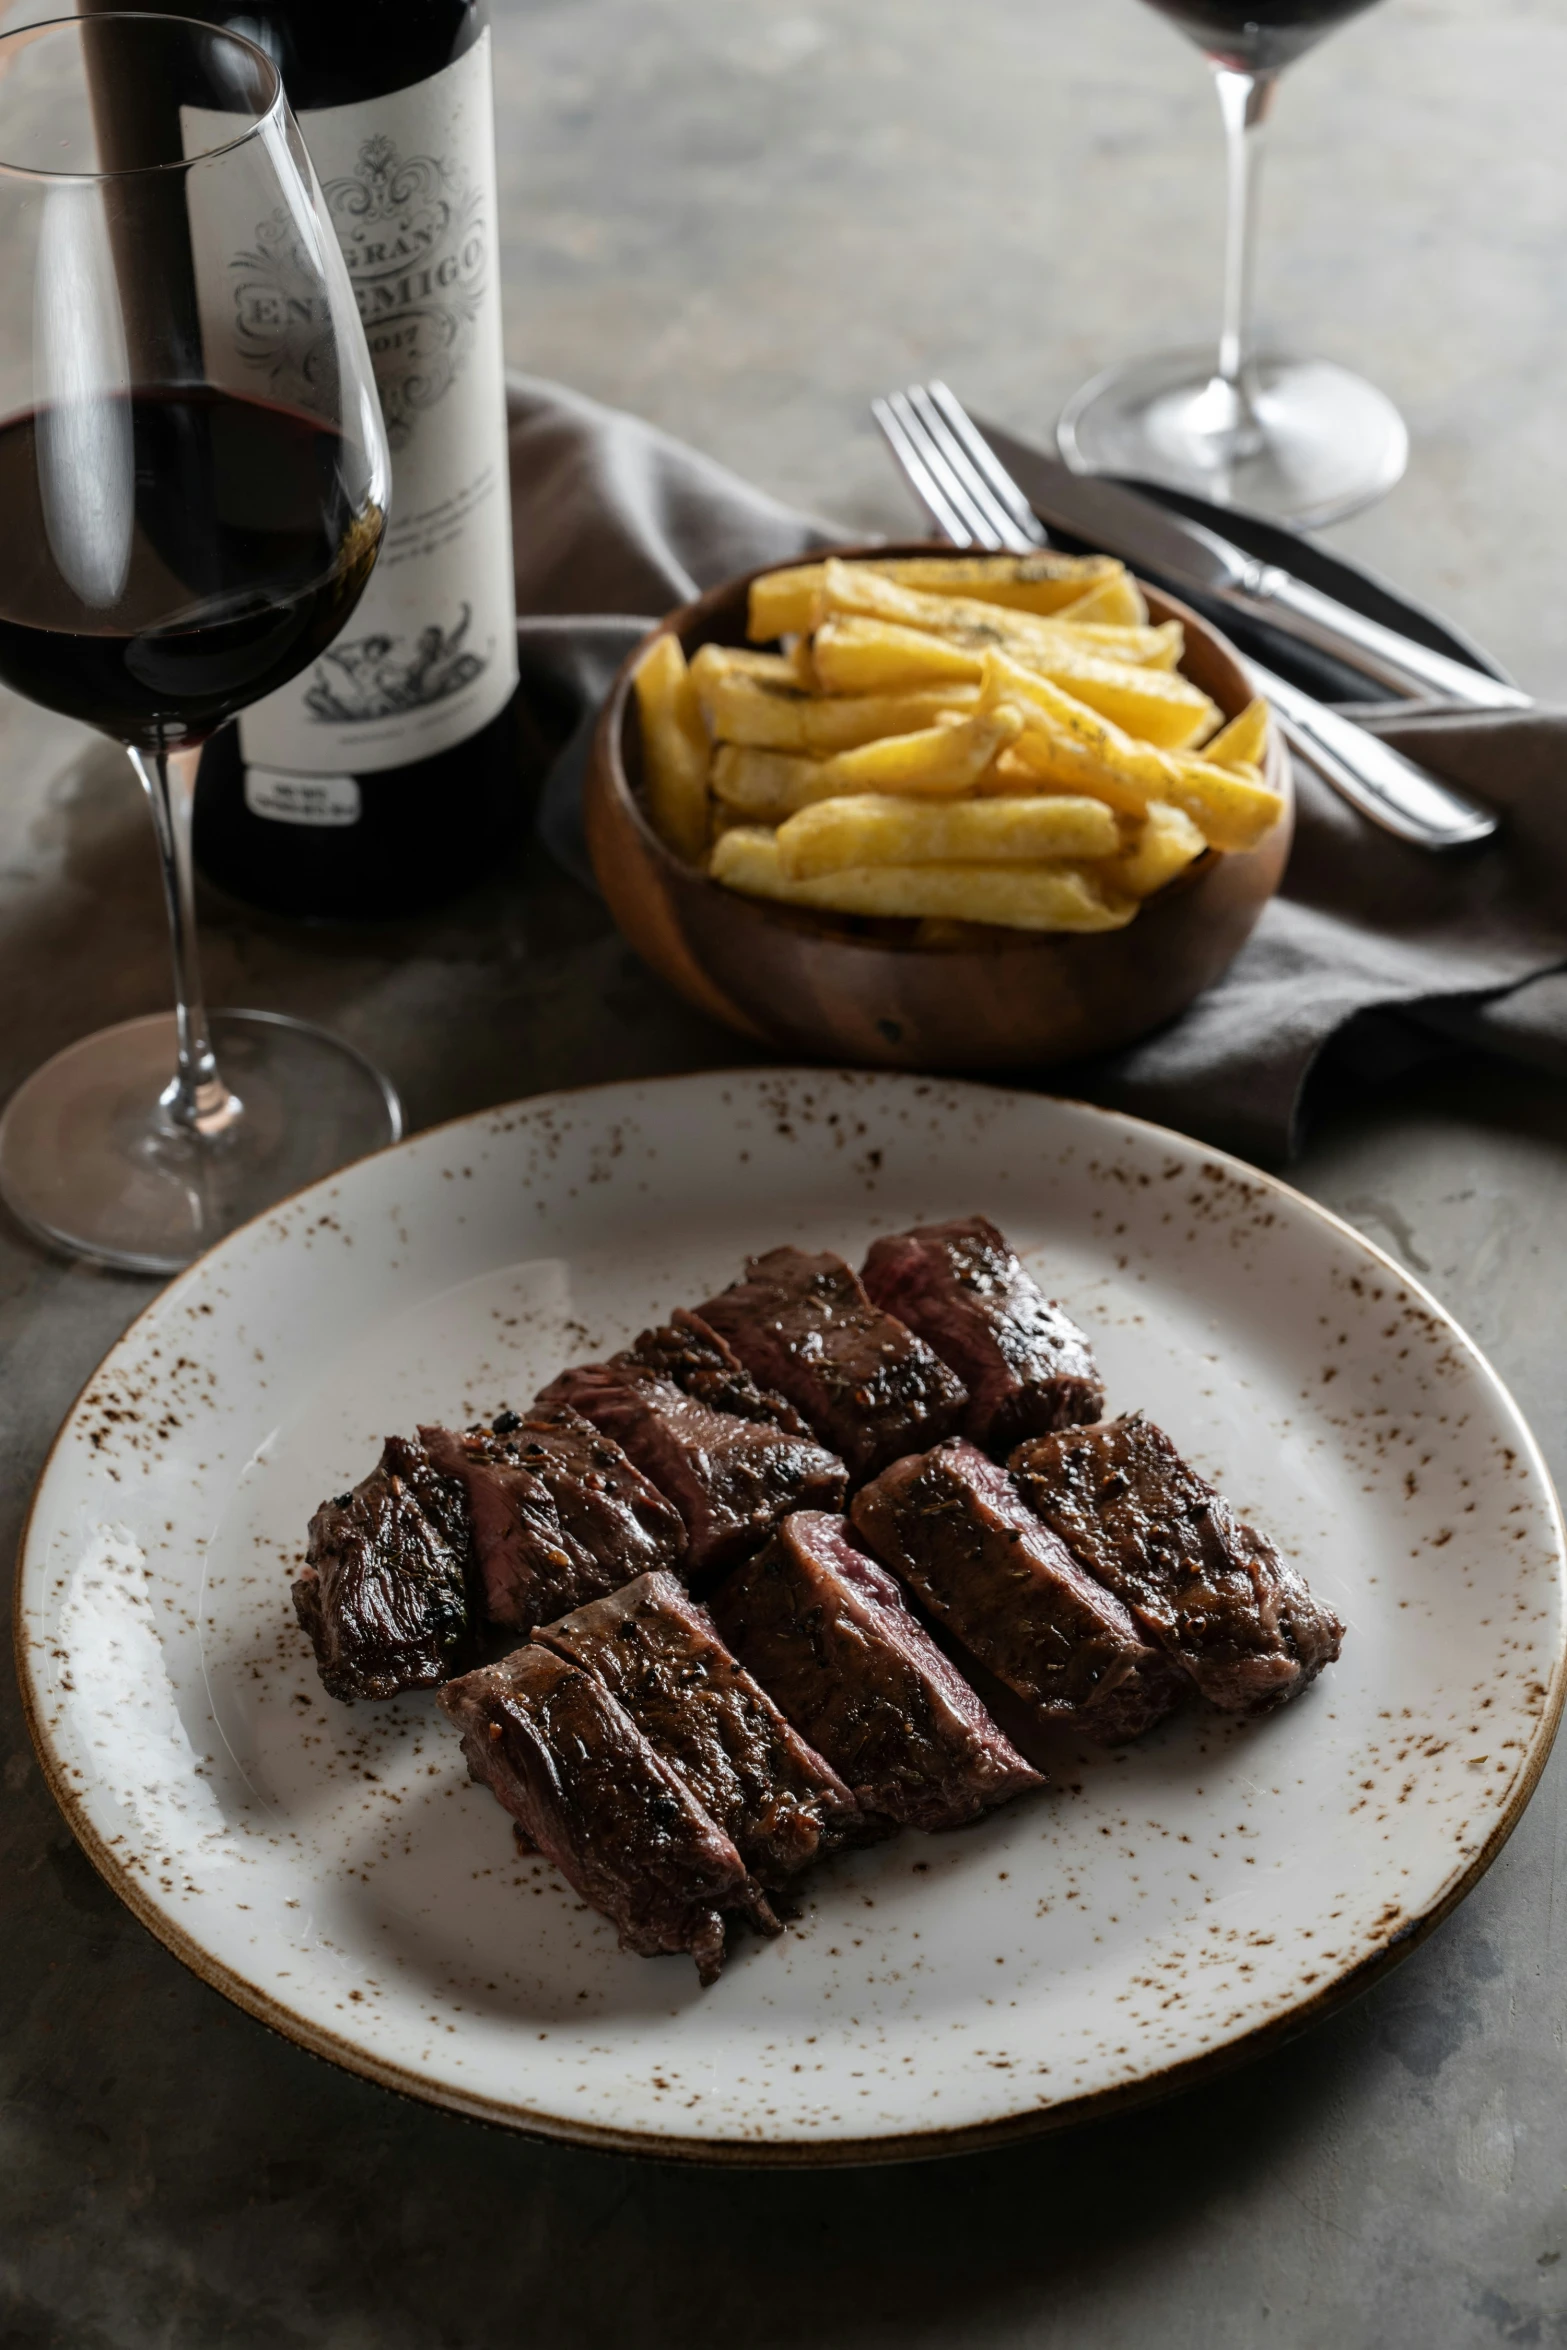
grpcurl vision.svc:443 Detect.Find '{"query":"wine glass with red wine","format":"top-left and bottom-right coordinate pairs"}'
top-left (0, 13), bottom-right (394, 1272)
top-left (1058, 0), bottom-right (1406, 526)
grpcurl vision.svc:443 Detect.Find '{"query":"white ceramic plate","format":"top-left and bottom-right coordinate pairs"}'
top-left (16, 1071), bottom-right (1566, 2163)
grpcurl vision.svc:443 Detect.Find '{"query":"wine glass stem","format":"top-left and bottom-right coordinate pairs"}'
top-left (1213, 65), bottom-right (1279, 406)
top-left (126, 742), bottom-right (243, 1139)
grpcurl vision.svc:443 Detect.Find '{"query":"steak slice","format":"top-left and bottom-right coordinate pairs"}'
top-left (697, 1246), bottom-right (968, 1482)
top-left (295, 1435), bottom-right (475, 1702)
top-left (633, 1309), bottom-right (814, 1437)
top-left (439, 1643), bottom-right (772, 1983)
top-left (1010, 1415), bottom-right (1345, 1716)
top-left (708, 1512), bottom-right (1043, 1832)
top-left (538, 1343), bottom-right (846, 1583)
top-left (421, 1404), bottom-right (685, 1632)
top-left (850, 1439), bottom-right (1181, 1744)
top-left (861, 1215), bottom-right (1104, 1454)
top-left (536, 1570), bottom-right (868, 1886)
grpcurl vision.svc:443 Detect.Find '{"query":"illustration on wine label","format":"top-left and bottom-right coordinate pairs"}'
top-left (304, 606), bottom-right (486, 721)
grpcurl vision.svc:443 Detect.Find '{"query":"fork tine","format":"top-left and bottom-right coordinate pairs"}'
top-left (898, 387), bottom-right (1019, 552)
top-left (870, 396), bottom-right (972, 546)
top-left (885, 389), bottom-right (1007, 550)
top-left (907, 387), bottom-right (1042, 556)
top-left (925, 382), bottom-right (1052, 549)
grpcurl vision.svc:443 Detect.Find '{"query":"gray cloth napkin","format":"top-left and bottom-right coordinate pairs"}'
top-left (506, 375), bottom-right (1567, 1165)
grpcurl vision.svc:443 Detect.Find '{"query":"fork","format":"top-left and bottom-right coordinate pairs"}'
top-left (872, 382), bottom-right (1498, 851)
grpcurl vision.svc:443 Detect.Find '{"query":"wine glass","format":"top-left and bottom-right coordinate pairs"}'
top-left (0, 12), bottom-right (396, 1274)
top-left (1057, 0), bottom-right (1407, 527)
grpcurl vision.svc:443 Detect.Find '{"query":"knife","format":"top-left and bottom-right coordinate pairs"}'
top-left (962, 399), bottom-right (1531, 713)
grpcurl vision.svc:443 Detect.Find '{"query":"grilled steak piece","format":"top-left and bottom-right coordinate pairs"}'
top-left (440, 1643), bottom-right (773, 1983)
top-left (851, 1440), bottom-right (1181, 1744)
top-left (295, 1435), bottom-right (475, 1702)
top-left (539, 1340), bottom-right (846, 1583)
top-left (698, 1247), bottom-right (968, 1482)
top-left (536, 1570), bottom-right (868, 1886)
top-left (861, 1215), bottom-right (1104, 1454)
top-left (708, 1513), bottom-right (1043, 1832)
top-left (421, 1404), bottom-right (685, 1632)
top-left (633, 1309), bottom-right (814, 1437)
top-left (1010, 1415), bottom-right (1345, 1716)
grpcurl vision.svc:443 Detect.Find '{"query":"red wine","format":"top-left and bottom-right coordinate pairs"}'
top-left (1141, 0), bottom-right (1382, 71)
top-left (151, 0), bottom-right (522, 920)
top-left (0, 389), bottom-right (379, 752)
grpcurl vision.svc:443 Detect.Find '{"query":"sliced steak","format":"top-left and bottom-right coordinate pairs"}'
top-left (850, 1439), bottom-right (1181, 1744)
top-left (421, 1404), bottom-right (685, 1631)
top-left (536, 1570), bottom-right (867, 1886)
top-left (708, 1512), bottom-right (1043, 1832)
top-left (1010, 1414), bottom-right (1345, 1715)
top-left (295, 1435), bottom-right (475, 1702)
top-left (861, 1215), bottom-right (1104, 1454)
top-left (538, 1343), bottom-right (846, 1582)
top-left (633, 1309), bottom-right (814, 1437)
top-left (439, 1643), bottom-right (772, 1983)
top-left (697, 1246), bottom-right (968, 1482)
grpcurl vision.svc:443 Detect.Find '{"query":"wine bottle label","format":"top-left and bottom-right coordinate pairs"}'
top-left (212, 34), bottom-right (518, 781)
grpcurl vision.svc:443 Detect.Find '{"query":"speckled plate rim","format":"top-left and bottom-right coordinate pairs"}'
top-left (14, 1071), bottom-right (1567, 2168)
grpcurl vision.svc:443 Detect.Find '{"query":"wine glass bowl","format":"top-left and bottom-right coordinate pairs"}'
top-left (1058, 0), bottom-right (1406, 527)
top-left (0, 13), bottom-right (397, 1273)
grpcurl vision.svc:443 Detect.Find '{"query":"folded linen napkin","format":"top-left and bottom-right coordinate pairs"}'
top-left (506, 375), bottom-right (1567, 1165)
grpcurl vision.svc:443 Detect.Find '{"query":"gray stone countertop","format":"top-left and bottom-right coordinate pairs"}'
top-left (6, 2), bottom-right (1567, 2344)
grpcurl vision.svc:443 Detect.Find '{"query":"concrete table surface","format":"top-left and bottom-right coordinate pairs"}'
top-left (4, 2), bottom-right (1567, 2343)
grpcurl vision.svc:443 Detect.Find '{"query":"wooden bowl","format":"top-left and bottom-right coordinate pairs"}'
top-left (584, 541), bottom-right (1292, 1070)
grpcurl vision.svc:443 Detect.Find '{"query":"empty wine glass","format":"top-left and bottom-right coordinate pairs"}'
top-left (0, 13), bottom-right (395, 1273)
top-left (1058, 0), bottom-right (1407, 526)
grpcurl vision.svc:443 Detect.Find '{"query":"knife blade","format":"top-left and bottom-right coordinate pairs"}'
top-left (972, 409), bottom-right (1531, 714)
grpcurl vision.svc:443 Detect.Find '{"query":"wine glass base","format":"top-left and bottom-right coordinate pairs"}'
top-left (1057, 347), bottom-right (1409, 527)
top-left (0, 1009), bottom-right (402, 1277)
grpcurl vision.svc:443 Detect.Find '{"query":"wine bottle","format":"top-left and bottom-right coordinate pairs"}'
top-left (173, 0), bottom-right (520, 918)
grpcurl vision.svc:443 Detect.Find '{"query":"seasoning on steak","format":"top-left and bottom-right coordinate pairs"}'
top-left (708, 1512), bottom-right (1043, 1831)
top-left (634, 1309), bottom-right (814, 1437)
top-left (861, 1215), bottom-right (1104, 1455)
top-left (538, 1338), bottom-right (846, 1583)
top-left (295, 1434), bottom-right (475, 1702)
top-left (536, 1570), bottom-right (869, 1887)
top-left (1009, 1414), bottom-right (1345, 1715)
top-left (421, 1403), bottom-right (685, 1631)
top-left (697, 1246), bottom-right (968, 1482)
top-left (850, 1439), bottom-right (1182, 1744)
top-left (440, 1643), bottom-right (774, 1983)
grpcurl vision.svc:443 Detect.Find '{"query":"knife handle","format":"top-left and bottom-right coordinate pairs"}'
top-left (1236, 571), bottom-right (1531, 712)
top-left (1255, 664), bottom-right (1498, 849)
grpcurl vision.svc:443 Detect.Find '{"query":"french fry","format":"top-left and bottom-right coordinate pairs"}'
top-left (1203, 696), bottom-right (1270, 771)
top-left (774, 791), bottom-right (1120, 878)
top-left (812, 615), bottom-right (987, 694)
top-left (1100, 801), bottom-right (1208, 899)
top-left (820, 559), bottom-right (1183, 673)
top-left (748, 564), bottom-right (827, 641)
top-left (632, 634), bottom-right (710, 862)
top-left (698, 673), bottom-right (977, 754)
top-left (819, 706), bottom-right (1023, 795)
top-left (1162, 756), bottom-right (1286, 853)
top-left (1055, 570), bottom-right (1150, 629)
top-left (710, 827), bottom-right (1136, 931)
top-left (978, 652), bottom-right (1284, 850)
top-left (710, 708), bottom-right (1019, 819)
top-left (690, 639), bottom-right (811, 694)
top-left (1056, 617), bottom-right (1184, 670)
top-left (852, 550), bottom-right (1126, 615)
top-left (711, 744), bottom-right (834, 820)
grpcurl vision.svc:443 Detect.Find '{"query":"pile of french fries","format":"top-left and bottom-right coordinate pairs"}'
top-left (632, 551), bottom-right (1280, 936)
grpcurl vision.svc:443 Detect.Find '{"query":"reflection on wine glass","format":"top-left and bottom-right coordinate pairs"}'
top-left (0, 13), bottom-right (395, 1273)
top-left (1058, 0), bottom-right (1406, 527)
